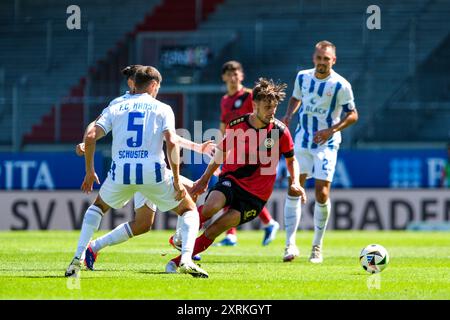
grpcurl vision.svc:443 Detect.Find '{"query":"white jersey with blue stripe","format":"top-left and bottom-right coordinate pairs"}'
top-left (292, 68), bottom-right (356, 149)
top-left (96, 92), bottom-right (175, 185)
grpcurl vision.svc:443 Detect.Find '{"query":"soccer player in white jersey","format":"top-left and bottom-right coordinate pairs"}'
top-left (281, 40), bottom-right (358, 263)
top-left (74, 65), bottom-right (212, 270)
top-left (65, 66), bottom-right (208, 278)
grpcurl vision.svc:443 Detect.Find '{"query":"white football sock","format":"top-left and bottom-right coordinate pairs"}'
top-left (74, 205), bottom-right (103, 259)
top-left (312, 200), bottom-right (331, 247)
top-left (173, 216), bottom-right (183, 244)
top-left (261, 218), bottom-right (277, 229)
top-left (225, 233), bottom-right (237, 242)
top-left (284, 195), bottom-right (302, 247)
top-left (90, 222), bottom-right (133, 253)
top-left (179, 210), bottom-right (199, 265)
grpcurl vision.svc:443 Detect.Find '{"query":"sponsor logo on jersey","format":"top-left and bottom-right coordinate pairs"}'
top-left (222, 180), bottom-right (232, 187)
top-left (229, 117), bottom-right (245, 127)
top-left (305, 105), bottom-right (327, 115)
top-left (264, 138), bottom-right (275, 149)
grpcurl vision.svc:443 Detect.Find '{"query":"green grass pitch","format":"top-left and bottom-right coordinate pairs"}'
top-left (0, 230), bottom-right (449, 300)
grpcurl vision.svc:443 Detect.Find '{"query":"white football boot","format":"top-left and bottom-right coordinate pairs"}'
top-left (65, 257), bottom-right (81, 277)
top-left (179, 261), bottom-right (209, 278)
top-left (309, 245), bottom-right (323, 264)
top-left (283, 245), bottom-right (299, 262)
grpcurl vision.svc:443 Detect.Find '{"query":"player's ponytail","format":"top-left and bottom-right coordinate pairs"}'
top-left (121, 65), bottom-right (144, 79)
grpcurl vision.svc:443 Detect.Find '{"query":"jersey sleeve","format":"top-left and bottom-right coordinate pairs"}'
top-left (280, 127), bottom-right (294, 158)
top-left (96, 106), bottom-right (113, 135)
top-left (292, 73), bottom-right (303, 100)
top-left (338, 82), bottom-right (356, 113)
top-left (219, 97), bottom-right (227, 123)
top-left (243, 91), bottom-right (254, 114)
top-left (162, 106), bottom-right (176, 132)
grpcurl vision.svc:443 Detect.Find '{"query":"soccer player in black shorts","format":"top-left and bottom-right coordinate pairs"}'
top-left (166, 78), bottom-right (307, 273)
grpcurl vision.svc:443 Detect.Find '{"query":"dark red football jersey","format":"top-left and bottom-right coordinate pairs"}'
top-left (218, 114), bottom-right (294, 201)
top-left (220, 87), bottom-right (254, 125)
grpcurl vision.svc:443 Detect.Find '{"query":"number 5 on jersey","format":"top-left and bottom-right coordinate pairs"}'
top-left (127, 112), bottom-right (144, 148)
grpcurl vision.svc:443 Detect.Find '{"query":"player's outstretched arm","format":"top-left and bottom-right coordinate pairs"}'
top-left (285, 156), bottom-right (306, 203)
top-left (164, 130), bottom-right (186, 201)
top-left (191, 146), bottom-right (226, 196)
top-left (81, 125), bottom-right (104, 193)
top-left (331, 109), bottom-right (358, 133)
top-left (282, 97), bottom-right (302, 126)
top-left (313, 109), bottom-right (358, 145)
top-left (76, 119), bottom-right (99, 156)
top-left (176, 136), bottom-right (216, 157)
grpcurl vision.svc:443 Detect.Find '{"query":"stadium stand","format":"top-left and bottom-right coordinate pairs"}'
top-left (0, 0), bottom-right (164, 145)
top-left (17, 0), bottom-right (223, 144)
top-left (352, 0), bottom-right (450, 144)
top-left (0, 0), bottom-right (448, 148)
top-left (196, 0), bottom-right (450, 146)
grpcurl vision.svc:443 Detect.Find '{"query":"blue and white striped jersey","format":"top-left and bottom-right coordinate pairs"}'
top-left (292, 68), bottom-right (356, 149)
top-left (96, 92), bottom-right (175, 185)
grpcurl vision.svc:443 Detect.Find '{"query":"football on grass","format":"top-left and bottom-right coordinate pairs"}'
top-left (359, 244), bottom-right (389, 274)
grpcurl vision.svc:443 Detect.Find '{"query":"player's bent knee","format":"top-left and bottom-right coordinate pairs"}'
top-left (202, 191), bottom-right (226, 217)
top-left (182, 197), bottom-right (197, 212)
top-left (173, 197), bottom-right (196, 216)
top-left (129, 220), bottom-right (151, 235)
top-left (201, 202), bottom-right (221, 218)
top-left (315, 187), bottom-right (329, 202)
top-left (136, 224), bottom-right (151, 235)
top-left (316, 192), bottom-right (329, 204)
top-left (93, 196), bottom-right (110, 213)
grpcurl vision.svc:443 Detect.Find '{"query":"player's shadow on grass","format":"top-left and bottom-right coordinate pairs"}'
top-left (0, 268), bottom-right (60, 272)
top-left (20, 275), bottom-right (64, 279)
top-left (202, 259), bottom-right (277, 264)
top-left (135, 270), bottom-right (172, 275)
top-left (91, 269), bottom-right (167, 274)
top-left (0, 274), bottom-right (125, 280)
top-left (0, 274), bottom-right (66, 279)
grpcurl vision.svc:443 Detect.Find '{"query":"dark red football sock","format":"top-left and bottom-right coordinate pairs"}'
top-left (258, 206), bottom-right (271, 225)
top-left (198, 205), bottom-right (208, 229)
top-left (172, 233), bottom-right (214, 266)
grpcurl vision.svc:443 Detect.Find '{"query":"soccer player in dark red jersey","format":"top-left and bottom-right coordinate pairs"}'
top-left (165, 78), bottom-right (307, 273)
top-left (215, 61), bottom-right (281, 247)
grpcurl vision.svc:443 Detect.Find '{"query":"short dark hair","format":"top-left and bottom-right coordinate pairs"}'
top-left (221, 60), bottom-right (243, 75)
top-left (121, 65), bottom-right (143, 79)
top-left (252, 78), bottom-right (287, 104)
top-left (134, 66), bottom-right (162, 91)
top-left (315, 40), bottom-right (336, 55)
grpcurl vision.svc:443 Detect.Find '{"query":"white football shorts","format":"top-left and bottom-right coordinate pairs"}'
top-left (99, 167), bottom-right (182, 212)
top-left (133, 175), bottom-right (193, 211)
top-left (294, 145), bottom-right (338, 182)
top-left (133, 192), bottom-right (157, 211)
